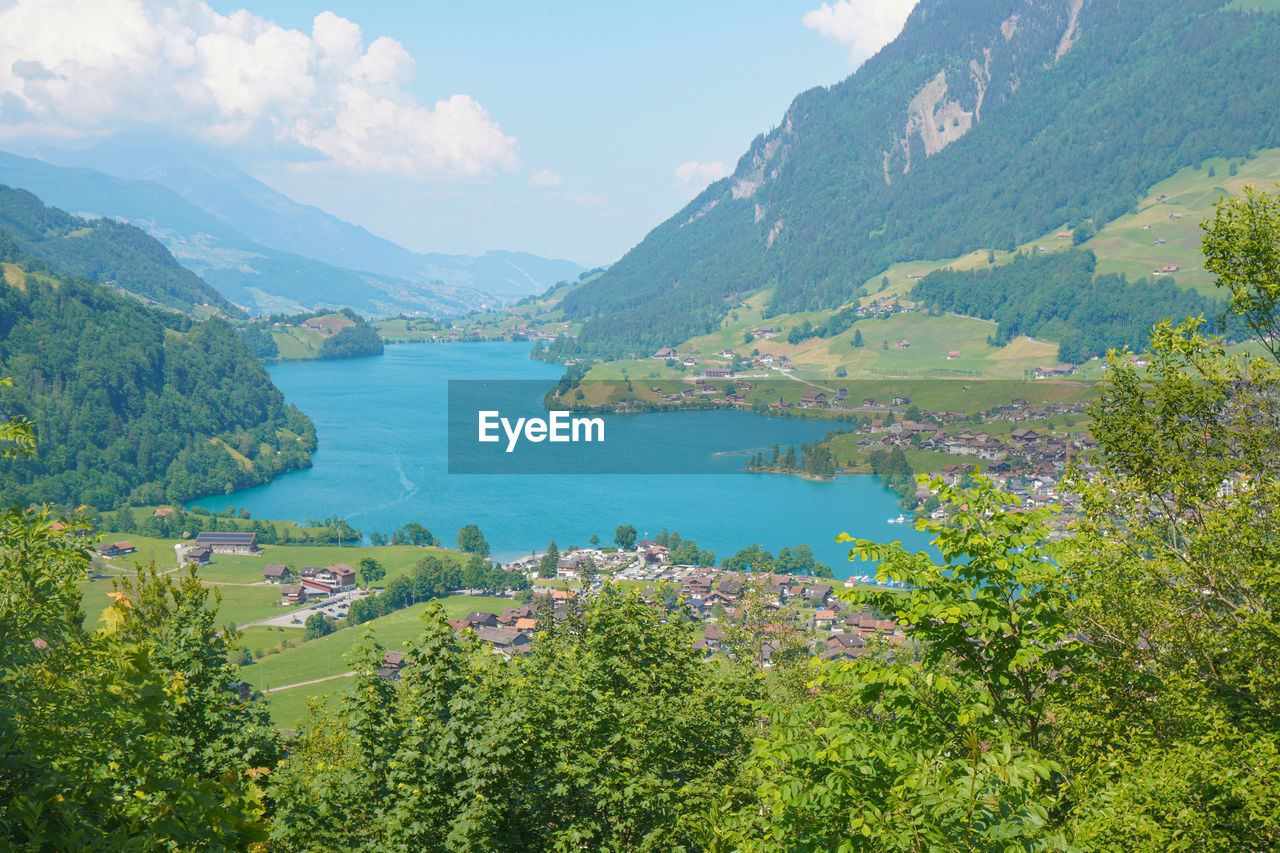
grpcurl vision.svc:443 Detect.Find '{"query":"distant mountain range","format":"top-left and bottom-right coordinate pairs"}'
top-left (0, 147), bottom-right (584, 315)
top-left (0, 184), bottom-right (238, 315)
top-left (557, 0), bottom-right (1280, 357)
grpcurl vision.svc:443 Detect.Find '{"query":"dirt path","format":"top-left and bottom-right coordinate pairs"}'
top-left (262, 672), bottom-right (356, 694)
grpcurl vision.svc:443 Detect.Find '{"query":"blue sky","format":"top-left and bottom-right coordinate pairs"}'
top-left (0, 1), bottom-right (916, 264)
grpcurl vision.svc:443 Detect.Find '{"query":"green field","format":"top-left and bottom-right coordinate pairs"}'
top-left (85, 528), bottom-right (478, 628)
top-left (270, 325), bottom-right (325, 359)
top-left (1081, 149), bottom-right (1280, 296)
top-left (240, 595), bottom-right (511, 727)
top-left (258, 677), bottom-right (351, 732)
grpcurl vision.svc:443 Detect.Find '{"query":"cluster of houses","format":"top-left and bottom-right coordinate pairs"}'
top-left (629, 568), bottom-right (904, 662)
top-left (269, 562), bottom-right (359, 606)
top-left (371, 567), bottom-right (905, 678)
top-left (853, 398), bottom-right (1095, 522)
top-left (652, 378), bottom-right (760, 406)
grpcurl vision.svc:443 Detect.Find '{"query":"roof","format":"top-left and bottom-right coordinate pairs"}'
top-left (263, 564), bottom-right (288, 576)
top-left (194, 532), bottom-right (258, 546)
top-left (280, 584), bottom-right (304, 595)
top-left (475, 626), bottom-right (524, 646)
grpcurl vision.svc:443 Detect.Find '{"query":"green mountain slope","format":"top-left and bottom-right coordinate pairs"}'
top-left (560, 0), bottom-right (1280, 357)
top-left (0, 184), bottom-right (239, 315)
top-left (0, 231), bottom-right (316, 509)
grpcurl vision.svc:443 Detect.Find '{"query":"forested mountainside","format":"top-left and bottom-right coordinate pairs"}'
top-left (912, 249), bottom-right (1219, 362)
top-left (558, 0), bottom-right (1280, 357)
top-left (0, 184), bottom-right (238, 315)
top-left (0, 229), bottom-right (314, 509)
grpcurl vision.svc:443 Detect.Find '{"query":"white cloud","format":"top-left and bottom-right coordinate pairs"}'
top-left (802, 0), bottom-right (918, 65)
top-left (529, 168), bottom-right (563, 187)
top-left (673, 159), bottom-right (730, 193)
top-left (0, 1), bottom-right (519, 177)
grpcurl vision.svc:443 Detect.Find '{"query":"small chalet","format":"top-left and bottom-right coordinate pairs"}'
top-left (280, 584), bottom-right (307, 606)
top-left (499, 605), bottom-right (533, 625)
top-left (800, 391), bottom-right (827, 407)
top-left (807, 584), bottom-right (834, 606)
top-left (180, 546), bottom-right (212, 567)
top-left (97, 541), bottom-right (136, 558)
top-left (475, 627), bottom-right (531, 653)
top-left (466, 611), bottom-right (498, 628)
top-left (653, 347), bottom-right (677, 359)
top-left (263, 564), bottom-right (289, 583)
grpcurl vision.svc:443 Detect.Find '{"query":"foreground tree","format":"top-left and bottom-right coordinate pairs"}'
top-left (711, 481), bottom-right (1071, 850)
top-left (0, 394), bottom-right (273, 848)
top-left (268, 588), bottom-right (757, 851)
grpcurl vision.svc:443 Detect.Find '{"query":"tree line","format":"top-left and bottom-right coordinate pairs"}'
top-left (0, 255), bottom-right (315, 509)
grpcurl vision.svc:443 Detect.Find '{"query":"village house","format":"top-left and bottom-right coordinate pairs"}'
top-left (475, 626), bottom-right (531, 654)
top-left (97, 541), bottom-right (136, 558)
top-left (280, 584), bottom-right (307, 606)
top-left (262, 564), bottom-right (289, 583)
top-left (178, 545), bottom-right (211, 567)
top-left (800, 391), bottom-right (827, 407)
top-left (498, 604), bottom-right (534, 626)
top-left (653, 347), bottom-right (677, 359)
top-left (194, 531), bottom-right (260, 555)
top-left (704, 367), bottom-right (733, 379)
top-left (466, 611), bottom-right (499, 629)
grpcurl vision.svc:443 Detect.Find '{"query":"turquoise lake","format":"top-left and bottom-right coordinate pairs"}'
top-left (193, 343), bottom-right (933, 577)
